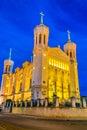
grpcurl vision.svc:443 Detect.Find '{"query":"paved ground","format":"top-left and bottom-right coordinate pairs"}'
top-left (0, 113), bottom-right (87, 130)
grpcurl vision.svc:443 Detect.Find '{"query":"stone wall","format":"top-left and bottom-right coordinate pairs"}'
top-left (12, 107), bottom-right (87, 118)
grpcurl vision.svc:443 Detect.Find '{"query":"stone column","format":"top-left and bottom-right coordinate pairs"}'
top-left (15, 101), bottom-right (18, 107)
top-left (41, 99), bottom-right (44, 106)
top-left (37, 99), bottom-right (40, 107)
top-left (71, 97), bottom-right (76, 108)
top-left (9, 102), bottom-right (12, 107)
top-left (20, 101), bottom-right (23, 107)
top-left (25, 101), bottom-right (28, 107)
top-left (45, 98), bottom-right (48, 107)
top-left (30, 99), bottom-right (33, 107)
top-left (56, 97), bottom-right (59, 107)
top-left (53, 95), bottom-right (56, 105)
top-left (6, 102), bottom-right (9, 107)
top-left (12, 101), bottom-right (15, 107)
top-left (2, 102), bottom-right (5, 110)
top-left (82, 97), bottom-right (86, 108)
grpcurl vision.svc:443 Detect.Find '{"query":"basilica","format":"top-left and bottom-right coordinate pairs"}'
top-left (1, 13), bottom-right (80, 103)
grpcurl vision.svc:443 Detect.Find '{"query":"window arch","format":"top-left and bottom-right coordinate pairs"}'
top-left (44, 34), bottom-right (46, 44)
top-left (36, 35), bottom-right (37, 44)
top-left (70, 52), bottom-right (72, 58)
top-left (5, 65), bottom-right (10, 73)
top-left (66, 50), bottom-right (68, 55)
top-left (39, 34), bottom-right (41, 44)
top-left (73, 51), bottom-right (75, 58)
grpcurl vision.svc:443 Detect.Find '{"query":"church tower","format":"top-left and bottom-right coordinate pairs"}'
top-left (32, 12), bottom-right (49, 100)
top-left (64, 31), bottom-right (80, 98)
top-left (1, 48), bottom-right (14, 96)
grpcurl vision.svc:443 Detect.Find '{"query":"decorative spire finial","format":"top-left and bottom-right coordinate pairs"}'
top-left (67, 30), bottom-right (71, 42)
top-left (40, 12), bottom-right (44, 24)
top-left (9, 48), bottom-right (12, 60)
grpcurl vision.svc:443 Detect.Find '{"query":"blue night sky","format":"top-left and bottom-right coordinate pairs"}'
top-left (0, 0), bottom-right (87, 96)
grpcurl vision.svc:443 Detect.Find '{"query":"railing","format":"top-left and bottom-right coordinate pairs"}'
top-left (3, 96), bottom-right (87, 109)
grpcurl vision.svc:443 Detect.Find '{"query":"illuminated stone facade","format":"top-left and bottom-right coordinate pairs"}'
top-left (1, 15), bottom-right (80, 103)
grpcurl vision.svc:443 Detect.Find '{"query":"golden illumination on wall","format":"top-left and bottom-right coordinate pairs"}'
top-left (48, 58), bottom-right (69, 71)
top-left (43, 67), bottom-right (46, 69)
top-left (43, 53), bottom-right (46, 56)
top-left (33, 67), bottom-right (35, 70)
top-left (49, 58), bottom-right (51, 65)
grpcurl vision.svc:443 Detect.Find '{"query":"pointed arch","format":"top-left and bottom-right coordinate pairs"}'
top-left (66, 50), bottom-right (68, 55)
top-left (44, 34), bottom-right (46, 44)
top-left (70, 52), bottom-right (72, 58)
top-left (36, 35), bottom-right (37, 44)
top-left (39, 34), bottom-right (42, 44)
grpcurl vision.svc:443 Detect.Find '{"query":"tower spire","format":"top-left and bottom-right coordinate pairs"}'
top-left (40, 12), bottom-right (44, 25)
top-left (9, 48), bottom-right (12, 60)
top-left (67, 30), bottom-right (71, 42)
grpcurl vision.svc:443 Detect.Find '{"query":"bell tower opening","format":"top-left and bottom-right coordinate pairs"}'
top-left (44, 34), bottom-right (46, 44)
top-left (36, 35), bottom-right (37, 45)
top-left (39, 34), bottom-right (42, 44)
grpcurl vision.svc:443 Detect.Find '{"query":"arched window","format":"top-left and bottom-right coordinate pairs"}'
top-left (5, 66), bottom-right (8, 73)
top-left (30, 79), bottom-right (32, 88)
top-left (36, 35), bottom-right (37, 44)
top-left (66, 50), bottom-right (68, 55)
top-left (70, 52), bottom-right (72, 58)
top-left (73, 51), bottom-right (75, 58)
top-left (20, 82), bottom-right (22, 92)
top-left (44, 34), bottom-right (46, 44)
top-left (39, 34), bottom-right (41, 44)
top-left (5, 65), bottom-right (10, 73)
top-left (8, 65), bottom-right (10, 72)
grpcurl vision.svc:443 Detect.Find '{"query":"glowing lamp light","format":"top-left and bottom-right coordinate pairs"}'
top-left (43, 67), bottom-right (46, 69)
top-left (33, 67), bottom-right (35, 70)
top-left (44, 54), bottom-right (46, 56)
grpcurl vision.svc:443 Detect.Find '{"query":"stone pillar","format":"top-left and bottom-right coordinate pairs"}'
top-left (30, 99), bottom-right (33, 107)
top-left (82, 97), bottom-right (86, 108)
top-left (71, 97), bottom-right (76, 108)
top-left (20, 101), bottom-right (23, 107)
top-left (41, 99), bottom-right (44, 106)
top-left (9, 102), bottom-right (12, 107)
top-left (15, 101), bottom-right (18, 107)
top-left (25, 101), bottom-right (28, 107)
top-left (2, 102), bottom-right (5, 110)
top-left (12, 101), bottom-right (15, 107)
top-left (37, 99), bottom-right (40, 107)
top-left (45, 98), bottom-right (48, 107)
top-left (56, 97), bottom-right (59, 107)
top-left (6, 102), bottom-right (9, 107)
top-left (53, 95), bottom-right (56, 105)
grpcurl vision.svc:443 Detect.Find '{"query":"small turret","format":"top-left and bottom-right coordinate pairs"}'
top-left (64, 30), bottom-right (76, 61)
top-left (34, 12), bottom-right (49, 50)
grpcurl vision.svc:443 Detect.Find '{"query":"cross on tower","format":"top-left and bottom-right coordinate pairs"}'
top-left (40, 12), bottom-right (44, 24)
top-left (67, 30), bottom-right (71, 42)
